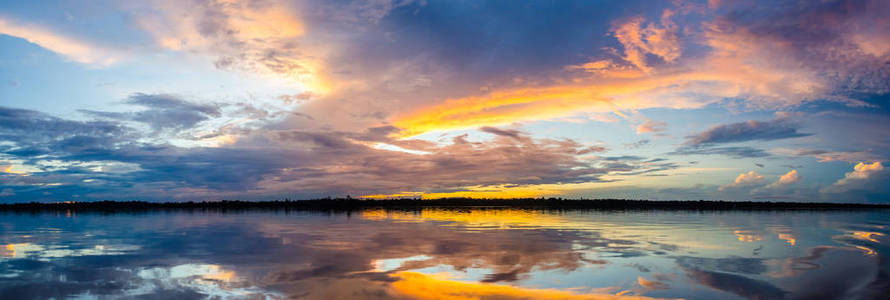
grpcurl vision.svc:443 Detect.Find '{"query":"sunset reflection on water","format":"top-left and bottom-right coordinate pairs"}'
top-left (0, 209), bottom-right (888, 299)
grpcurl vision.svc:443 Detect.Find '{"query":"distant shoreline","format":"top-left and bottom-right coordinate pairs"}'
top-left (1, 198), bottom-right (888, 212)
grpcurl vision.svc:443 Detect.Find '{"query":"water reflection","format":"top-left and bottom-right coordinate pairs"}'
top-left (0, 209), bottom-right (888, 299)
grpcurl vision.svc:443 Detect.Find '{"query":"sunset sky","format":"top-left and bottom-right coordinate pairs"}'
top-left (1, 0), bottom-right (888, 202)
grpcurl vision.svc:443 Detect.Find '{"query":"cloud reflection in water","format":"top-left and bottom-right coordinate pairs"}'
top-left (0, 209), bottom-right (887, 299)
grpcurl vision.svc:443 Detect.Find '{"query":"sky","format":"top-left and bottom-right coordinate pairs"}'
top-left (0, 0), bottom-right (889, 203)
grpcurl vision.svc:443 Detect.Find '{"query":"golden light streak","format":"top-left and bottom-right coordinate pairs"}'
top-left (389, 271), bottom-right (674, 300)
top-left (390, 68), bottom-right (787, 137)
top-left (852, 231), bottom-right (884, 244)
top-left (2, 244), bottom-right (14, 257)
top-left (777, 233), bottom-right (796, 246)
top-left (733, 230), bottom-right (762, 242)
top-left (362, 186), bottom-right (561, 199)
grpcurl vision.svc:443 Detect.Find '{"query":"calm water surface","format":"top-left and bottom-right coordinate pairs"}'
top-left (1, 209), bottom-right (889, 299)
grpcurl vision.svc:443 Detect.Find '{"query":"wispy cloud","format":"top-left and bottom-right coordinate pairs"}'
top-left (0, 17), bottom-right (122, 65)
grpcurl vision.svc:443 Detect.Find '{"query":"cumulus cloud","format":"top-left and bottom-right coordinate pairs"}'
top-left (821, 162), bottom-right (886, 194)
top-left (719, 171), bottom-right (766, 191)
top-left (134, 0), bottom-right (312, 81)
top-left (765, 170), bottom-right (801, 189)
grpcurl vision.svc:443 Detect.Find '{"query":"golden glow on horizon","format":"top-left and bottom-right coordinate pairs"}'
top-left (389, 271), bottom-right (671, 300)
top-left (361, 186), bottom-right (561, 200)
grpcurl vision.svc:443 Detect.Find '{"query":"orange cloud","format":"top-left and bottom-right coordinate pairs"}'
top-left (612, 9), bottom-right (682, 73)
top-left (392, 71), bottom-right (730, 137)
top-left (719, 171), bottom-right (766, 191)
top-left (390, 4), bottom-right (884, 137)
top-left (636, 120), bottom-right (667, 134)
top-left (135, 0), bottom-right (331, 94)
top-left (637, 276), bottom-right (670, 291)
top-left (765, 169), bottom-right (800, 189)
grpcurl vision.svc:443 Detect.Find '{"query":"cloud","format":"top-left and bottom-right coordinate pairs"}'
top-left (611, 9), bottom-right (682, 73)
top-left (388, 1), bottom-right (889, 137)
top-left (719, 171), bottom-right (766, 191)
top-left (685, 119), bottom-right (810, 146)
top-left (636, 120), bottom-right (667, 134)
top-left (1, 105), bottom-right (666, 201)
top-left (0, 106), bottom-right (129, 158)
top-left (131, 0), bottom-right (337, 94)
top-left (775, 148), bottom-right (884, 163)
top-left (80, 93), bottom-right (221, 132)
top-left (637, 276), bottom-right (669, 291)
top-left (765, 170), bottom-right (800, 189)
top-left (670, 146), bottom-right (769, 159)
top-left (670, 118), bottom-right (809, 159)
top-left (821, 162), bottom-right (886, 194)
top-left (683, 268), bottom-right (787, 300)
top-left (479, 126), bottom-right (524, 140)
top-left (624, 139), bottom-right (650, 149)
top-left (0, 17), bottom-right (122, 65)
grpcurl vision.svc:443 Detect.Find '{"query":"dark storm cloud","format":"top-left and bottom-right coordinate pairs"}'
top-left (684, 119), bottom-right (811, 147)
